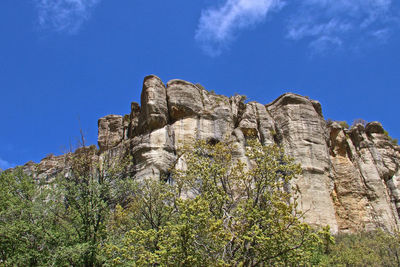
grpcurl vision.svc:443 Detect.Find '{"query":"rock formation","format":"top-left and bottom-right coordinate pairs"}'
top-left (24, 75), bottom-right (400, 234)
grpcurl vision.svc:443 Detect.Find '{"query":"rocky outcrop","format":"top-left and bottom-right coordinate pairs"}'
top-left (167, 80), bottom-right (204, 122)
top-left (98, 115), bottom-right (124, 152)
top-left (267, 94), bottom-right (339, 232)
top-left (138, 75), bottom-right (169, 133)
top-left (329, 121), bottom-right (400, 232)
top-left (27, 75), bottom-right (400, 234)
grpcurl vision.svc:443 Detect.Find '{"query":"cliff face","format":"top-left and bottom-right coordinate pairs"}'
top-left (30, 75), bottom-right (400, 233)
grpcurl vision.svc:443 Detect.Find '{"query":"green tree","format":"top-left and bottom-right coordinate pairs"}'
top-left (0, 168), bottom-right (56, 266)
top-left (46, 145), bottom-right (133, 266)
top-left (0, 145), bottom-right (134, 267)
top-left (104, 179), bottom-right (177, 266)
top-left (105, 139), bottom-right (328, 266)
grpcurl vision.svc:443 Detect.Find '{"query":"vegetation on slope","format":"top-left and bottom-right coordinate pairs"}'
top-left (103, 139), bottom-right (328, 266)
top-left (319, 230), bottom-right (400, 266)
top-left (1, 139), bottom-right (399, 266)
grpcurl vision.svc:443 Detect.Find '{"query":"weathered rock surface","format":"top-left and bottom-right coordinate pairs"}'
top-left (138, 75), bottom-right (169, 133)
top-left (267, 94), bottom-right (339, 232)
top-left (26, 75), bottom-right (400, 233)
top-left (98, 115), bottom-right (124, 152)
top-left (167, 80), bottom-right (204, 122)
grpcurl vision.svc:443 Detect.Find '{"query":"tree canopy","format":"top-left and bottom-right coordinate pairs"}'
top-left (0, 139), bottom-right (340, 266)
top-left (104, 139), bottom-right (329, 266)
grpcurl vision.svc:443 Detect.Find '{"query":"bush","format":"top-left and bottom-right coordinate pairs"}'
top-left (338, 121), bottom-right (349, 129)
top-left (195, 83), bottom-right (206, 91)
top-left (352, 118), bottom-right (367, 127)
top-left (384, 130), bottom-right (399, 146)
top-left (319, 230), bottom-right (400, 267)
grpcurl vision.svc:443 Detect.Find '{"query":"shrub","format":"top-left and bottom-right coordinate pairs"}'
top-left (195, 83), bottom-right (206, 91)
top-left (384, 130), bottom-right (399, 146)
top-left (319, 230), bottom-right (400, 267)
top-left (338, 121), bottom-right (349, 129)
top-left (352, 118), bottom-right (367, 127)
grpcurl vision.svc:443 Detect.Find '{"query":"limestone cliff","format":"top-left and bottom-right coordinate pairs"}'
top-left (28, 75), bottom-right (400, 233)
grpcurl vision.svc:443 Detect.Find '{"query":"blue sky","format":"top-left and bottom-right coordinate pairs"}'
top-left (1, 0), bottom-right (400, 169)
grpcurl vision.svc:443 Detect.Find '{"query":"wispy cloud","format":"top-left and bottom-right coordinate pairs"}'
top-left (0, 157), bottom-right (15, 171)
top-left (286, 0), bottom-right (398, 53)
top-left (195, 0), bottom-right (283, 56)
top-left (35, 0), bottom-right (101, 33)
top-left (196, 0), bottom-right (399, 55)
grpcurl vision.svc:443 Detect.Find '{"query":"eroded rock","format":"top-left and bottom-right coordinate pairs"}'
top-left (22, 76), bottom-right (400, 234)
top-left (138, 75), bottom-right (169, 133)
top-left (167, 80), bottom-right (204, 121)
top-left (98, 115), bottom-right (124, 152)
top-left (267, 93), bottom-right (339, 232)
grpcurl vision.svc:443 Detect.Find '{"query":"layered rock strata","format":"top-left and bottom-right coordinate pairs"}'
top-left (27, 75), bottom-right (400, 233)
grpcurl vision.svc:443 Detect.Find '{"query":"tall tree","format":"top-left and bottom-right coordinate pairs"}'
top-left (105, 139), bottom-right (328, 266)
top-left (0, 168), bottom-right (54, 266)
top-left (49, 145), bottom-right (133, 266)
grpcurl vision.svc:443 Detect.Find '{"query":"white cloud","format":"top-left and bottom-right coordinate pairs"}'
top-left (196, 0), bottom-right (398, 55)
top-left (287, 0), bottom-right (397, 52)
top-left (36, 0), bottom-right (101, 33)
top-left (196, 0), bottom-right (283, 56)
top-left (0, 157), bottom-right (14, 171)
top-left (287, 19), bottom-right (353, 41)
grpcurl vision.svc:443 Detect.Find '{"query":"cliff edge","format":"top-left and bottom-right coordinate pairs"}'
top-left (27, 75), bottom-right (400, 233)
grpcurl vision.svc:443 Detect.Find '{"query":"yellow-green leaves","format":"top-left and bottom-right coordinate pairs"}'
top-left (318, 229), bottom-right (400, 266)
top-left (1, 140), bottom-right (333, 266)
top-left (105, 139), bottom-right (329, 266)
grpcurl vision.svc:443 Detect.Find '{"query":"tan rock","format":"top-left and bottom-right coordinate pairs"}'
top-left (138, 75), bottom-right (168, 133)
top-left (267, 93), bottom-right (339, 232)
top-left (98, 115), bottom-right (124, 152)
top-left (166, 79), bottom-right (204, 121)
top-left (21, 77), bottom-right (400, 234)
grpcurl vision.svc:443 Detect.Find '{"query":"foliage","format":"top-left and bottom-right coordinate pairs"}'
top-left (123, 114), bottom-right (130, 123)
top-left (0, 145), bottom-right (134, 266)
top-left (352, 118), bottom-right (367, 127)
top-left (326, 119), bottom-right (350, 129)
top-left (47, 147), bottom-right (133, 266)
top-left (319, 230), bottom-right (400, 266)
top-left (234, 92), bottom-right (247, 103)
top-left (105, 139), bottom-right (329, 266)
top-left (2, 136), bottom-right (400, 267)
top-left (0, 168), bottom-right (51, 266)
top-left (384, 130), bottom-right (399, 146)
top-left (195, 83), bottom-right (206, 92)
top-left (0, 139), bottom-right (338, 266)
top-left (338, 121), bottom-right (350, 129)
